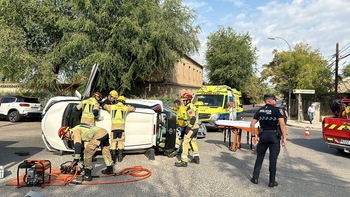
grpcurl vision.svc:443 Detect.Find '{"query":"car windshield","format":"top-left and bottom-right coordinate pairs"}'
top-left (17, 97), bottom-right (40, 103)
top-left (193, 95), bottom-right (224, 107)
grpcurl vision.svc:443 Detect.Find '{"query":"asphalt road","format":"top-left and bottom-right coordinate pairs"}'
top-left (0, 108), bottom-right (350, 197)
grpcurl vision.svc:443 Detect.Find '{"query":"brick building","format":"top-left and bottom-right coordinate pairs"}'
top-left (131, 54), bottom-right (204, 98)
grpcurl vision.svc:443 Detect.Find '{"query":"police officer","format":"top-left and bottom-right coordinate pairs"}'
top-left (250, 94), bottom-right (287, 187)
top-left (76, 92), bottom-right (102, 126)
top-left (175, 93), bottom-right (200, 167)
top-left (103, 95), bottom-right (135, 163)
top-left (58, 125), bottom-right (114, 181)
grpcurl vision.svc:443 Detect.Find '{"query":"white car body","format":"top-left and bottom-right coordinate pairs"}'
top-left (41, 64), bottom-right (177, 154)
top-left (41, 100), bottom-right (162, 152)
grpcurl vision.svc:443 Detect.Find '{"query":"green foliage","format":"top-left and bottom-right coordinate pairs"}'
top-left (0, 0), bottom-right (200, 97)
top-left (205, 27), bottom-right (257, 91)
top-left (261, 43), bottom-right (333, 98)
top-left (342, 63), bottom-right (350, 78)
top-left (242, 76), bottom-right (269, 104)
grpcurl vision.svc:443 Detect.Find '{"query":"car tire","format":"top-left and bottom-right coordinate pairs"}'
top-left (8, 110), bottom-right (20, 122)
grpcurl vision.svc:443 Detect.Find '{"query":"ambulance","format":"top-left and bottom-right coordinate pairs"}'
top-left (233, 89), bottom-right (244, 120)
top-left (193, 85), bottom-right (239, 129)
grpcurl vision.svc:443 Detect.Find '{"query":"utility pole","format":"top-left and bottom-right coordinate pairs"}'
top-left (335, 43), bottom-right (339, 98)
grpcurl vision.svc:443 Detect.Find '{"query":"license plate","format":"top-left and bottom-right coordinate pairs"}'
top-left (340, 139), bottom-right (350, 145)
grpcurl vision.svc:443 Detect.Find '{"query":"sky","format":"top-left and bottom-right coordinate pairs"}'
top-left (185, 0), bottom-right (350, 78)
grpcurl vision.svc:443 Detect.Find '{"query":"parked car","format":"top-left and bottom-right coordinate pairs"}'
top-left (0, 95), bottom-right (42, 122)
top-left (41, 64), bottom-right (177, 158)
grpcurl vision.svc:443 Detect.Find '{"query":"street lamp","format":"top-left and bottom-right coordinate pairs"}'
top-left (268, 37), bottom-right (292, 120)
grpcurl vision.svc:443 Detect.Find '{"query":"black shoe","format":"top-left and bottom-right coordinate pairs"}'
top-left (83, 169), bottom-right (92, 181)
top-left (101, 166), bottom-right (114, 175)
top-left (168, 151), bottom-right (178, 158)
top-left (268, 181), bottom-right (278, 187)
top-left (111, 149), bottom-right (117, 163)
top-left (192, 156), bottom-right (200, 164)
top-left (250, 178), bottom-right (258, 184)
top-left (117, 149), bottom-right (123, 162)
top-left (174, 160), bottom-right (188, 167)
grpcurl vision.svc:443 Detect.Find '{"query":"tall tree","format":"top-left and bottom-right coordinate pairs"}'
top-left (205, 26), bottom-right (257, 91)
top-left (342, 63), bottom-right (350, 78)
top-left (261, 43), bottom-right (333, 98)
top-left (0, 0), bottom-right (200, 96)
top-left (243, 76), bottom-right (269, 104)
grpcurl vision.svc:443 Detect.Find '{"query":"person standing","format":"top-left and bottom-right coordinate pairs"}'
top-left (58, 125), bottom-right (114, 181)
top-left (76, 92), bottom-right (102, 126)
top-left (279, 101), bottom-right (289, 124)
top-left (168, 99), bottom-right (188, 158)
top-left (102, 90), bottom-right (118, 105)
top-left (250, 94), bottom-right (287, 187)
top-left (103, 95), bottom-right (135, 163)
top-left (308, 104), bottom-right (315, 124)
top-left (175, 93), bottom-right (200, 167)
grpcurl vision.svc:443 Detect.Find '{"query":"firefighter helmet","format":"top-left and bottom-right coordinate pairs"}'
top-left (181, 92), bottom-right (192, 101)
top-left (58, 126), bottom-right (70, 140)
top-left (117, 96), bottom-right (126, 102)
top-left (109, 90), bottom-right (118, 98)
top-left (93, 92), bottom-right (102, 99)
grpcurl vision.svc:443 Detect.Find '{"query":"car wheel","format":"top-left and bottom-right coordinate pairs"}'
top-left (8, 111), bottom-right (20, 122)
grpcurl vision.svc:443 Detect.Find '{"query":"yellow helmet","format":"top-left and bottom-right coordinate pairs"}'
top-left (109, 90), bottom-right (118, 98)
top-left (117, 95), bottom-right (126, 102)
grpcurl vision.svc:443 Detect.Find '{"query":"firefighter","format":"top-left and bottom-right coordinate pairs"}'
top-left (58, 125), bottom-right (114, 181)
top-left (103, 95), bottom-right (135, 163)
top-left (168, 99), bottom-right (188, 158)
top-left (175, 92), bottom-right (200, 167)
top-left (102, 90), bottom-right (118, 105)
top-left (76, 92), bottom-right (102, 126)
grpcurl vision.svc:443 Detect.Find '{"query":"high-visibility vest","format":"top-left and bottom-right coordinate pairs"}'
top-left (81, 97), bottom-right (98, 119)
top-left (185, 103), bottom-right (199, 128)
top-left (110, 102), bottom-right (130, 126)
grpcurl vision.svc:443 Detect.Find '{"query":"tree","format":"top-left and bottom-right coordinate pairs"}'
top-left (205, 26), bottom-right (257, 91)
top-left (261, 43), bottom-right (333, 98)
top-left (0, 0), bottom-right (200, 96)
top-left (243, 76), bottom-right (269, 104)
top-left (342, 63), bottom-right (350, 78)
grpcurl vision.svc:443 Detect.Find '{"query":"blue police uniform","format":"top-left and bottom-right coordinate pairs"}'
top-left (251, 94), bottom-right (284, 187)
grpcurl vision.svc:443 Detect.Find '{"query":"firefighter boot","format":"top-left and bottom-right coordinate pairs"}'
top-left (101, 166), bottom-right (114, 175)
top-left (111, 149), bottom-right (117, 163)
top-left (192, 156), bottom-right (200, 164)
top-left (117, 149), bottom-right (123, 162)
top-left (83, 169), bottom-right (92, 181)
top-left (175, 160), bottom-right (188, 167)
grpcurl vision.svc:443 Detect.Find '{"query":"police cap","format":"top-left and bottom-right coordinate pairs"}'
top-left (264, 94), bottom-right (276, 101)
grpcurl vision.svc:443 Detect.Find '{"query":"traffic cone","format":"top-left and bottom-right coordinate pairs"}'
top-left (304, 126), bottom-right (310, 136)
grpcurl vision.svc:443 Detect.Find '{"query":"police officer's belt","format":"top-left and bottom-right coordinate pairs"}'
top-left (262, 129), bottom-right (277, 132)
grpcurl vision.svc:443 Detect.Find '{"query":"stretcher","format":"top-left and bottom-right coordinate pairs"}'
top-left (215, 120), bottom-right (259, 151)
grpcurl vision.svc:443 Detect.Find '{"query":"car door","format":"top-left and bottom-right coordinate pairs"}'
top-left (0, 97), bottom-right (16, 116)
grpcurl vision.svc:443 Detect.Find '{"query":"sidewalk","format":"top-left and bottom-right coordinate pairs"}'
top-left (286, 119), bottom-right (322, 130)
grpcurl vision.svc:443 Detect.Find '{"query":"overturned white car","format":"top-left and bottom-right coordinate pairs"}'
top-left (41, 64), bottom-right (177, 158)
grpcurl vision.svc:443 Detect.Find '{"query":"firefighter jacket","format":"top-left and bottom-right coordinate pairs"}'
top-left (70, 125), bottom-right (108, 155)
top-left (76, 97), bottom-right (100, 126)
top-left (104, 102), bottom-right (135, 130)
top-left (185, 103), bottom-right (199, 129)
top-left (176, 105), bottom-right (188, 127)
